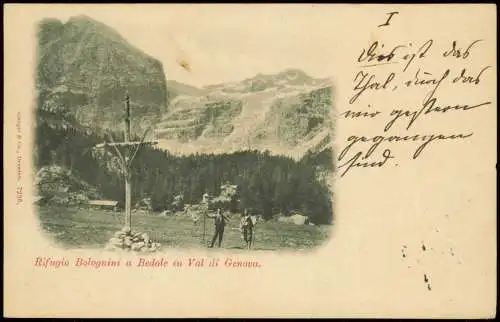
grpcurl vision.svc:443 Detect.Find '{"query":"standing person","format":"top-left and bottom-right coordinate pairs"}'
top-left (240, 209), bottom-right (254, 249)
top-left (207, 208), bottom-right (230, 248)
top-left (201, 192), bottom-right (210, 243)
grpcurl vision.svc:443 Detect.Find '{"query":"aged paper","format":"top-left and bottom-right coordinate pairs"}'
top-left (3, 4), bottom-right (496, 318)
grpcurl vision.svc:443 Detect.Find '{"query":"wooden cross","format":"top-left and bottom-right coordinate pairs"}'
top-left (94, 92), bottom-right (158, 230)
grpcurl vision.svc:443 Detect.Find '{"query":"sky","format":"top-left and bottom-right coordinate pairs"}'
top-left (36, 4), bottom-right (340, 87)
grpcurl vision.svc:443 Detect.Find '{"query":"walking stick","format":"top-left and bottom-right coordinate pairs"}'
top-left (251, 218), bottom-right (256, 249)
top-left (203, 209), bottom-right (206, 246)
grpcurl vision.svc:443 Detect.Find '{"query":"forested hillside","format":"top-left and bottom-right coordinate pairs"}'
top-left (35, 120), bottom-right (333, 224)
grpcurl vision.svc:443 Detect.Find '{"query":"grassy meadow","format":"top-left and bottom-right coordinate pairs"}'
top-left (37, 206), bottom-right (332, 252)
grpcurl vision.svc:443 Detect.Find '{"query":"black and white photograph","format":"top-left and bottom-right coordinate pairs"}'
top-left (33, 13), bottom-right (335, 252)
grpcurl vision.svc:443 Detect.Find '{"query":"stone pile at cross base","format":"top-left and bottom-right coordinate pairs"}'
top-left (105, 227), bottom-right (161, 252)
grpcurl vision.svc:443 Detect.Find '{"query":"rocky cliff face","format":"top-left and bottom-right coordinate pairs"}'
top-left (35, 15), bottom-right (168, 135)
top-left (156, 70), bottom-right (333, 159)
top-left (35, 165), bottom-right (102, 206)
top-left (35, 16), bottom-right (333, 159)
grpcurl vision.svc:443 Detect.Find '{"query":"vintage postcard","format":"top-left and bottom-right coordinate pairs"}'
top-left (3, 4), bottom-right (496, 318)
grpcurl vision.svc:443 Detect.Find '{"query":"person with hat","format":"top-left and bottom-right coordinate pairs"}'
top-left (240, 209), bottom-right (255, 249)
top-left (207, 208), bottom-right (230, 248)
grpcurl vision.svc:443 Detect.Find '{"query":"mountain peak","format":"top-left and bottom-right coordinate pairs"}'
top-left (36, 15), bottom-right (168, 135)
top-left (281, 68), bottom-right (309, 76)
top-left (65, 15), bottom-right (104, 28)
top-left (245, 68), bottom-right (310, 81)
top-left (66, 14), bottom-right (110, 27)
top-left (66, 14), bottom-right (95, 22)
top-left (64, 15), bottom-right (126, 44)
